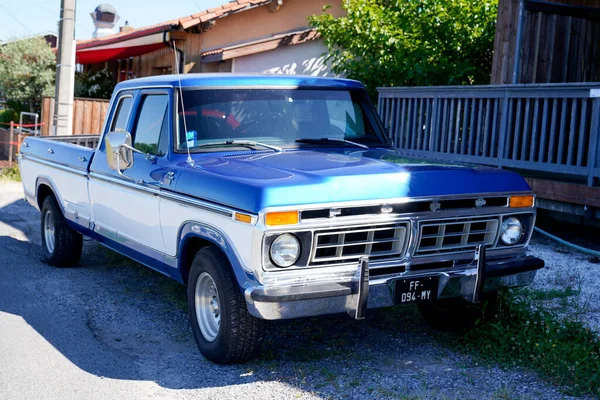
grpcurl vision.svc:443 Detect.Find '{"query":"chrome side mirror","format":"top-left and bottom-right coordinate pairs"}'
top-left (106, 131), bottom-right (134, 171)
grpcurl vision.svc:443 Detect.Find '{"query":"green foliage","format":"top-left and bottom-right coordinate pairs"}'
top-left (309, 0), bottom-right (498, 98)
top-left (0, 37), bottom-right (55, 112)
top-left (0, 108), bottom-right (18, 125)
top-left (455, 289), bottom-right (600, 397)
top-left (74, 69), bottom-right (114, 99)
top-left (0, 165), bottom-right (21, 181)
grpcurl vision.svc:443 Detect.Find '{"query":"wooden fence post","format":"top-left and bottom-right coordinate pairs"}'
top-left (587, 96), bottom-right (600, 187)
top-left (8, 121), bottom-right (14, 168)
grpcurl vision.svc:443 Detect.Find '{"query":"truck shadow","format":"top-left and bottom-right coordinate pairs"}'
top-left (0, 198), bottom-right (443, 393)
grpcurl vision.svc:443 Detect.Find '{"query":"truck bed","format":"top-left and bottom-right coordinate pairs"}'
top-left (20, 136), bottom-right (97, 174)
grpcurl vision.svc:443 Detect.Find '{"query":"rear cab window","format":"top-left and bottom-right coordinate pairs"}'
top-left (110, 95), bottom-right (133, 132)
top-left (132, 94), bottom-right (170, 157)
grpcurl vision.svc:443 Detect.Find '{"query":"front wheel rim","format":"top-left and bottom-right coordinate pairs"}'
top-left (44, 210), bottom-right (55, 254)
top-left (195, 272), bottom-right (221, 342)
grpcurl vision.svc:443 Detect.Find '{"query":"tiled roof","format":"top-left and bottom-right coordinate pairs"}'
top-left (77, 0), bottom-right (273, 48)
top-left (200, 28), bottom-right (321, 61)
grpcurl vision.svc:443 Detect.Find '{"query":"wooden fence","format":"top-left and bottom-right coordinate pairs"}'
top-left (41, 96), bottom-right (110, 136)
top-left (0, 125), bottom-right (31, 167)
top-left (492, 0), bottom-right (600, 84)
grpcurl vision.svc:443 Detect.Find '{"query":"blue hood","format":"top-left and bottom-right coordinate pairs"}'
top-left (173, 149), bottom-right (531, 213)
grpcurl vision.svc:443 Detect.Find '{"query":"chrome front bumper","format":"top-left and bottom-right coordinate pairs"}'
top-left (244, 254), bottom-right (544, 320)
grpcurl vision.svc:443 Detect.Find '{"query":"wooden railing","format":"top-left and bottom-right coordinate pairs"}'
top-left (377, 83), bottom-right (600, 187)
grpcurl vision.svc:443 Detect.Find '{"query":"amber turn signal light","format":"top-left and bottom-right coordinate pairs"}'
top-left (509, 195), bottom-right (534, 208)
top-left (265, 211), bottom-right (299, 226)
top-left (235, 213), bottom-right (253, 224)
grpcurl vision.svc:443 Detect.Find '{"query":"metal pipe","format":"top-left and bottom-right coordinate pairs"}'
top-left (163, 31), bottom-right (185, 74)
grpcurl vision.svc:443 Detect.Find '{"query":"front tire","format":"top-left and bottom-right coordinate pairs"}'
top-left (417, 292), bottom-right (500, 332)
top-left (40, 194), bottom-right (83, 267)
top-left (187, 246), bottom-right (264, 364)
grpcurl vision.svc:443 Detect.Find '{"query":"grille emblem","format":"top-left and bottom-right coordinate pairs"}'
top-left (475, 198), bottom-right (487, 208)
top-left (381, 205), bottom-right (393, 214)
top-left (329, 208), bottom-right (342, 218)
top-left (430, 201), bottom-right (441, 212)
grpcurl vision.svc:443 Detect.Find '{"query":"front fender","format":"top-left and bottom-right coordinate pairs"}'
top-left (175, 221), bottom-right (259, 289)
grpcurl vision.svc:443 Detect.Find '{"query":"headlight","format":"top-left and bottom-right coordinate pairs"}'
top-left (270, 234), bottom-right (300, 267)
top-left (500, 217), bottom-right (523, 245)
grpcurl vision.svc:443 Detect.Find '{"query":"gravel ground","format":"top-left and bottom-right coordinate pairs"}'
top-left (0, 180), bottom-right (594, 400)
top-left (529, 235), bottom-right (600, 333)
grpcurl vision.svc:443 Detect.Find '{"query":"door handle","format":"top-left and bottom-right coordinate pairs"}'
top-left (161, 172), bottom-right (175, 185)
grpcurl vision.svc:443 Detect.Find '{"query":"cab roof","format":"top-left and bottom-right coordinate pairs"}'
top-left (114, 73), bottom-right (365, 91)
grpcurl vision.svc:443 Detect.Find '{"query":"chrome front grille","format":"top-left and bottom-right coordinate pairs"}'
top-left (311, 223), bottom-right (408, 265)
top-left (415, 218), bottom-right (499, 256)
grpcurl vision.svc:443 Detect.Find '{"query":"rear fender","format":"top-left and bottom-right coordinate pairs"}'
top-left (35, 176), bottom-right (64, 213)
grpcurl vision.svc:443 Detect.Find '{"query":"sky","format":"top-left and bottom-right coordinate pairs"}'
top-left (0, 0), bottom-right (229, 41)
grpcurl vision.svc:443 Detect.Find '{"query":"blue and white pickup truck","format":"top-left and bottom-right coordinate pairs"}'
top-left (19, 74), bottom-right (544, 363)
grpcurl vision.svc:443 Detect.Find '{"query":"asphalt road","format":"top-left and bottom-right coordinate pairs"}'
top-left (0, 181), bottom-right (586, 400)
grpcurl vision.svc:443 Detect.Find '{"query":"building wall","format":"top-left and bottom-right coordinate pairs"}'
top-left (232, 39), bottom-right (334, 76)
top-left (127, 0), bottom-right (343, 78)
top-left (199, 0), bottom-right (343, 51)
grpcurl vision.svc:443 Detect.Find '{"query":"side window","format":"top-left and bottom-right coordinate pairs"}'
top-left (111, 96), bottom-right (133, 132)
top-left (132, 94), bottom-right (169, 156)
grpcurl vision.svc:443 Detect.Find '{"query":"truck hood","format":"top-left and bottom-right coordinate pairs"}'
top-left (173, 149), bottom-right (531, 213)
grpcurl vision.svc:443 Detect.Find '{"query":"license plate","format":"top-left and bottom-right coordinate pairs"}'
top-left (395, 276), bottom-right (438, 304)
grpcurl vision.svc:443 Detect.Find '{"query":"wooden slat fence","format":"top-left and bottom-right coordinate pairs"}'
top-left (377, 83), bottom-right (600, 187)
top-left (41, 96), bottom-right (110, 136)
top-left (492, 0), bottom-right (600, 84)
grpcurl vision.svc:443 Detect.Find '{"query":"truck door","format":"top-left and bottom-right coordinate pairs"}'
top-left (89, 90), bottom-right (171, 271)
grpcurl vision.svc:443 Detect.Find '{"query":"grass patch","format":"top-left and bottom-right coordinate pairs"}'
top-left (0, 165), bottom-right (21, 181)
top-left (453, 289), bottom-right (600, 397)
top-left (521, 287), bottom-right (578, 301)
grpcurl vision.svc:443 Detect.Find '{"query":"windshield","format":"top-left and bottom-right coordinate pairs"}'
top-left (175, 88), bottom-right (386, 152)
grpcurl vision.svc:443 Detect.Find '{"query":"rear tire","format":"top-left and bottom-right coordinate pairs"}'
top-left (417, 292), bottom-right (500, 332)
top-left (40, 194), bottom-right (83, 267)
top-left (187, 246), bottom-right (264, 364)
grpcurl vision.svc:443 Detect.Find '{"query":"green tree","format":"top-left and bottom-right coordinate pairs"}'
top-left (75, 69), bottom-right (114, 99)
top-left (0, 37), bottom-right (55, 112)
top-left (309, 0), bottom-right (498, 98)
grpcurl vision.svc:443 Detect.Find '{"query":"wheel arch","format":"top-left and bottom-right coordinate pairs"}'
top-left (35, 177), bottom-right (64, 213)
top-left (176, 221), bottom-right (257, 289)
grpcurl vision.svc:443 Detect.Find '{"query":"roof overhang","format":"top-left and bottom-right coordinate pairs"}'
top-left (201, 28), bottom-right (320, 63)
top-left (75, 0), bottom-right (276, 65)
top-left (76, 27), bottom-right (173, 64)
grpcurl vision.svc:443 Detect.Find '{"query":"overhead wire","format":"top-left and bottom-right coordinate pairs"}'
top-left (0, 4), bottom-right (33, 34)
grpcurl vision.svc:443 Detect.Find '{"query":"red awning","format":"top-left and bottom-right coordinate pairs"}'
top-left (76, 43), bottom-right (165, 64)
top-left (76, 28), bottom-right (169, 64)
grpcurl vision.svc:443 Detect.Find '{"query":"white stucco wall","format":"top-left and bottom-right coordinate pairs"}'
top-left (232, 39), bottom-right (336, 77)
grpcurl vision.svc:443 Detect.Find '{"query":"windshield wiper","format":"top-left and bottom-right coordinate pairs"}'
top-left (191, 140), bottom-right (282, 152)
top-left (295, 137), bottom-right (370, 150)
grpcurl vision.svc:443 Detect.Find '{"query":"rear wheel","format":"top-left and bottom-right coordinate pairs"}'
top-left (187, 246), bottom-right (264, 364)
top-left (417, 292), bottom-right (500, 332)
top-left (40, 195), bottom-right (83, 267)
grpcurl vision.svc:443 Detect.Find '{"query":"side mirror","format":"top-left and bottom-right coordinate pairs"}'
top-left (105, 131), bottom-right (135, 172)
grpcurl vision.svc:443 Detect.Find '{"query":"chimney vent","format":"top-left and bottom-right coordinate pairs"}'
top-left (120, 21), bottom-right (134, 33)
